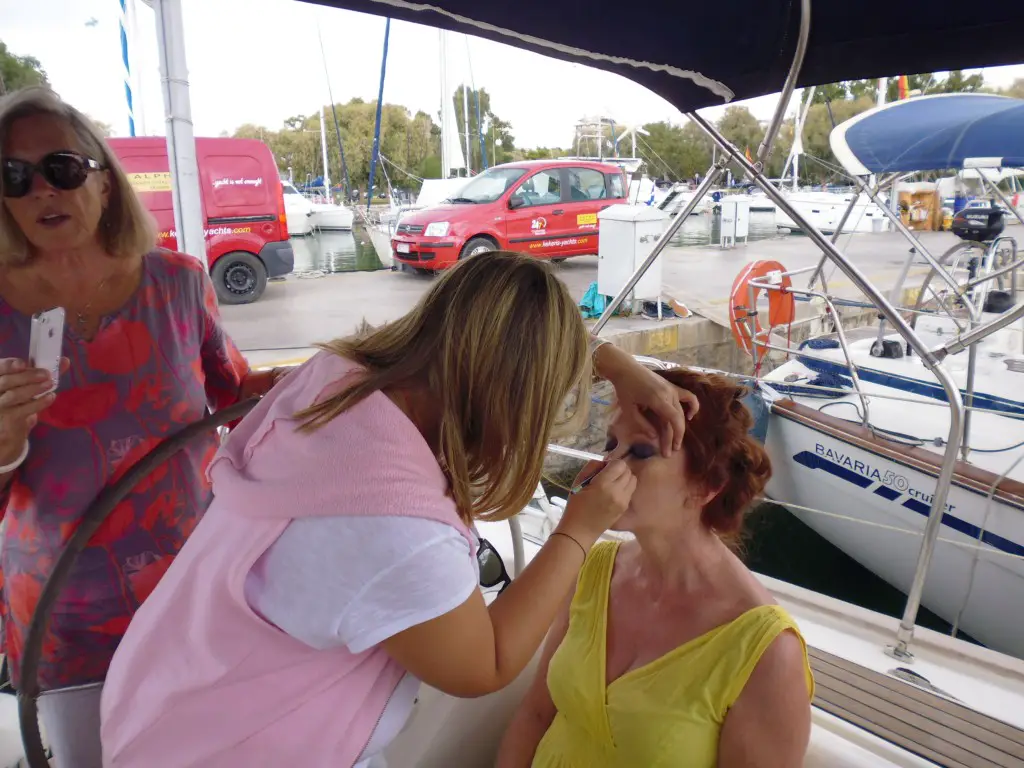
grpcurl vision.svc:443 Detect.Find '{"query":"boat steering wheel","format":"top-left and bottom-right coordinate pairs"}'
top-left (17, 399), bottom-right (261, 768)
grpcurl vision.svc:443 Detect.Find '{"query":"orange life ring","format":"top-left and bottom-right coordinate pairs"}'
top-left (729, 260), bottom-right (797, 356)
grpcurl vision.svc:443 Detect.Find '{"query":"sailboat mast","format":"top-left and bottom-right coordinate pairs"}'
top-left (319, 106), bottom-right (330, 200)
top-left (317, 25), bottom-right (351, 201)
top-left (366, 17), bottom-right (391, 213)
top-left (462, 81), bottom-right (471, 174)
top-left (439, 30), bottom-right (448, 178)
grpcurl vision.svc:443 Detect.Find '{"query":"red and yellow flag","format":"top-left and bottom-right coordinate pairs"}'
top-left (897, 75), bottom-right (909, 100)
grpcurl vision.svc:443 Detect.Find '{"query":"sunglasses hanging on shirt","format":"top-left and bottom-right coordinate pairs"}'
top-left (477, 537), bottom-right (511, 595)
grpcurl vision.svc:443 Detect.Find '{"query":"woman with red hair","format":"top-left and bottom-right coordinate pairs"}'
top-left (499, 369), bottom-right (815, 768)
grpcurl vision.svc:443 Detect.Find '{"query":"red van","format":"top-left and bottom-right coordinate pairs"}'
top-left (391, 160), bottom-right (628, 270)
top-left (108, 137), bottom-right (294, 304)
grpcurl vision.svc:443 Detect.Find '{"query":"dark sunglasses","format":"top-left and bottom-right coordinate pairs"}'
top-left (2, 151), bottom-right (105, 198)
top-left (477, 537), bottom-right (511, 594)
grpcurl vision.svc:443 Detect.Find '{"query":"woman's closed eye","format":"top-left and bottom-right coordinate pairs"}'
top-left (604, 436), bottom-right (656, 460)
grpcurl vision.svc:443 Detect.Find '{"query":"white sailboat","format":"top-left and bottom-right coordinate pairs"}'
top-left (775, 86), bottom-right (891, 235)
top-left (308, 106), bottom-right (355, 231)
top-left (739, 93), bottom-right (1024, 660)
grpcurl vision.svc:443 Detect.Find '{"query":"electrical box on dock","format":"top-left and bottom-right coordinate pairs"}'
top-left (597, 204), bottom-right (669, 302)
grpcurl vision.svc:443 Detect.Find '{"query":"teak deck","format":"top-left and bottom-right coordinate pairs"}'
top-left (809, 647), bottom-right (1024, 767)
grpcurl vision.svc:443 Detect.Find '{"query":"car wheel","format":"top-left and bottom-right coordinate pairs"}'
top-left (212, 251), bottom-right (268, 305)
top-left (460, 236), bottom-right (498, 260)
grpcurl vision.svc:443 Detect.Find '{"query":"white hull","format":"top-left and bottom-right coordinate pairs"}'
top-left (762, 312), bottom-right (1024, 658)
top-left (285, 211), bottom-right (313, 237)
top-left (367, 224), bottom-right (394, 268)
top-left (764, 406), bottom-right (1024, 657)
top-left (657, 185), bottom-right (712, 217)
top-left (775, 191), bottom-right (891, 234)
top-left (310, 203), bottom-right (354, 231)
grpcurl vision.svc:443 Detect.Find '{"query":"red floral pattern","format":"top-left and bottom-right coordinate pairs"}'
top-left (0, 250), bottom-right (249, 690)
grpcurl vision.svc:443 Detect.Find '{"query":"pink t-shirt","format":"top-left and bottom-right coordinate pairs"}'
top-left (101, 352), bottom-right (474, 767)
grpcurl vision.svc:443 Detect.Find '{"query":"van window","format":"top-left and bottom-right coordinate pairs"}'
top-left (516, 170), bottom-right (561, 207)
top-left (566, 168), bottom-right (608, 201)
top-left (455, 167), bottom-right (527, 204)
top-left (204, 155), bottom-right (270, 210)
top-left (607, 172), bottom-right (625, 199)
top-left (118, 153), bottom-right (173, 213)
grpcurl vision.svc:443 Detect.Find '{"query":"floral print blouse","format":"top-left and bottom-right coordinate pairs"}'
top-left (0, 249), bottom-right (249, 690)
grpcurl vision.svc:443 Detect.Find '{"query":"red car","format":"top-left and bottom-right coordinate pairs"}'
top-left (391, 160), bottom-right (628, 270)
top-left (108, 137), bottom-right (294, 304)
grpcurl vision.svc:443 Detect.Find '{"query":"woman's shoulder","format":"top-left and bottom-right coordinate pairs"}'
top-left (143, 249), bottom-right (207, 286)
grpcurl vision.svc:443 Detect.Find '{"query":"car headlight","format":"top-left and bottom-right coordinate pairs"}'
top-left (424, 221), bottom-right (450, 237)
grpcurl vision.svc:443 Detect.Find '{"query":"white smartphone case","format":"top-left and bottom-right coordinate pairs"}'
top-left (28, 307), bottom-right (65, 396)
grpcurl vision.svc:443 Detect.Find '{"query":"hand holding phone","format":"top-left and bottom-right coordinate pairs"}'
top-left (28, 308), bottom-right (65, 398)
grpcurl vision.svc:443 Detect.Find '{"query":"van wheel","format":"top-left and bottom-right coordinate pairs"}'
top-left (460, 237), bottom-right (498, 260)
top-left (212, 252), bottom-right (267, 305)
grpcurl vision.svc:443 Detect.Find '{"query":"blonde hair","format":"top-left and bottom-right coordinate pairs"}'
top-left (0, 86), bottom-right (156, 265)
top-left (298, 251), bottom-right (592, 523)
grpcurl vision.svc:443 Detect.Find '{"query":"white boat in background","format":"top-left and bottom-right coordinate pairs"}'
top-left (309, 199), bottom-right (355, 231)
top-left (775, 190), bottom-right (891, 234)
top-left (280, 180), bottom-right (314, 236)
top-left (657, 182), bottom-right (713, 216)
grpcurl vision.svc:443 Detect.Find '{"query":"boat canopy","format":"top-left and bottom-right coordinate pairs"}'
top-left (830, 94), bottom-right (1024, 176)
top-left (299, 1), bottom-right (1024, 114)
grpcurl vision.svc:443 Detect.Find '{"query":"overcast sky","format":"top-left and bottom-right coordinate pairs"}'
top-left (5, 0), bottom-right (1024, 148)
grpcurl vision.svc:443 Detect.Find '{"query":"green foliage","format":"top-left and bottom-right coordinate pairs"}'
top-left (452, 85), bottom-right (515, 171)
top-left (236, 87), bottom-right (515, 194)
top-left (0, 41), bottom-right (48, 95)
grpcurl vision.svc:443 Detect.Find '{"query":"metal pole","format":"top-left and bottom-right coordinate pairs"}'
top-left (757, 0), bottom-right (811, 163)
top-left (118, 0), bottom-right (136, 136)
top-left (366, 18), bottom-right (391, 212)
top-left (152, 0), bottom-right (206, 266)
top-left (462, 82), bottom-right (471, 174)
top-left (439, 30), bottom-right (448, 178)
top-left (593, 0), bottom-right (812, 337)
top-left (689, 110), bottom-right (965, 659)
top-left (319, 106), bottom-right (330, 200)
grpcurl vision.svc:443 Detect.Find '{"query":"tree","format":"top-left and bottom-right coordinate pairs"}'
top-left (0, 41), bottom-right (48, 94)
top-left (235, 97), bottom-right (463, 197)
top-left (87, 116), bottom-right (113, 138)
top-left (1001, 78), bottom-right (1024, 100)
top-left (452, 85), bottom-right (515, 171)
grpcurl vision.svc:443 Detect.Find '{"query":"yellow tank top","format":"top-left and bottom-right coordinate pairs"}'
top-left (532, 541), bottom-right (815, 768)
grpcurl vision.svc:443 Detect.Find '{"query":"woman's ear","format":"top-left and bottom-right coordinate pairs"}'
top-left (698, 483), bottom-right (724, 509)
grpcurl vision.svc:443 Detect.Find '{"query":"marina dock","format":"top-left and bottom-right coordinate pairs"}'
top-left (226, 229), bottom-right (967, 372)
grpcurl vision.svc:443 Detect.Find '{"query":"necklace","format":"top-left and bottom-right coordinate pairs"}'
top-left (75, 273), bottom-right (115, 331)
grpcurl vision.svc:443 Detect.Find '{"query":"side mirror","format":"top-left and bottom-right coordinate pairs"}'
top-left (508, 194), bottom-right (526, 210)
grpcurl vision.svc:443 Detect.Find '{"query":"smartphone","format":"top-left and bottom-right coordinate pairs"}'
top-left (28, 307), bottom-right (65, 397)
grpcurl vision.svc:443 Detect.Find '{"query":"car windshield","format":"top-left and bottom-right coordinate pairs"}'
top-left (449, 167), bottom-right (527, 204)
top-left (282, 182), bottom-right (300, 196)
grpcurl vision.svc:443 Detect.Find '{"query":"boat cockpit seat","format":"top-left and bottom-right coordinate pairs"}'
top-left (382, 642), bottom-right (544, 768)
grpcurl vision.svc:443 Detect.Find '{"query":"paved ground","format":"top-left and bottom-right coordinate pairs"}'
top-left (223, 229), bottom-right (967, 368)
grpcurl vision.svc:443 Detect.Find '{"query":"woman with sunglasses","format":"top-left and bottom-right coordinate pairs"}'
top-left (100, 251), bottom-right (697, 767)
top-left (0, 87), bottom-right (279, 765)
